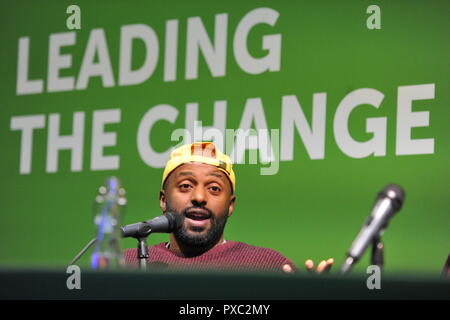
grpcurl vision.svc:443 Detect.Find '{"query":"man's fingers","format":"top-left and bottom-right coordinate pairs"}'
top-left (323, 258), bottom-right (334, 272)
top-left (282, 264), bottom-right (293, 273)
top-left (305, 259), bottom-right (314, 273)
top-left (317, 260), bottom-right (327, 273)
top-left (305, 258), bottom-right (334, 274)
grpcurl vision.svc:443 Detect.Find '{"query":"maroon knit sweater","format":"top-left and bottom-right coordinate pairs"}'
top-left (123, 241), bottom-right (298, 273)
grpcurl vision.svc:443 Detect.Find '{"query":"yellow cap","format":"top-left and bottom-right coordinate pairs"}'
top-left (161, 142), bottom-right (236, 193)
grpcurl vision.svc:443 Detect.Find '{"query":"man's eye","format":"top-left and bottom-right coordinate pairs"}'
top-left (210, 186), bottom-right (220, 192)
top-left (180, 184), bottom-right (191, 189)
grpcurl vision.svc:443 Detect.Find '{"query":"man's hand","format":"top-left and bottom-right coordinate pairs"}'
top-left (305, 258), bottom-right (334, 274)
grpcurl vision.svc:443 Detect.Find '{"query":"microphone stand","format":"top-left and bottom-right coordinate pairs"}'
top-left (69, 238), bottom-right (97, 266)
top-left (69, 236), bottom-right (151, 271)
top-left (136, 237), bottom-right (149, 270)
top-left (371, 236), bottom-right (384, 271)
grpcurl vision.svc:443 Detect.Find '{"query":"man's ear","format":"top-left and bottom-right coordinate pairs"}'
top-left (227, 195), bottom-right (236, 217)
top-left (159, 189), bottom-right (167, 212)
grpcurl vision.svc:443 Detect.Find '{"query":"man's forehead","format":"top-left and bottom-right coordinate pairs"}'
top-left (173, 162), bottom-right (226, 178)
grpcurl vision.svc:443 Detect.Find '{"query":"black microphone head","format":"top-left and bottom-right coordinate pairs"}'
top-left (121, 212), bottom-right (184, 238)
top-left (378, 184), bottom-right (405, 211)
top-left (164, 212), bottom-right (183, 232)
top-left (121, 221), bottom-right (151, 238)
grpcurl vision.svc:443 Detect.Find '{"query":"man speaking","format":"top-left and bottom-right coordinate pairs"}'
top-left (124, 142), bottom-right (333, 273)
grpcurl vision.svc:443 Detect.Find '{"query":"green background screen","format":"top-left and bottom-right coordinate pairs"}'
top-left (0, 0), bottom-right (448, 275)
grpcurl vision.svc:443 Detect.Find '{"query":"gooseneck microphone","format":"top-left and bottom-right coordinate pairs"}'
top-left (341, 184), bottom-right (405, 274)
top-left (121, 212), bottom-right (183, 238)
top-left (69, 212), bottom-right (182, 266)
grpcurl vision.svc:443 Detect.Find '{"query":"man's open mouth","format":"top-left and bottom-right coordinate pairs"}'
top-left (185, 209), bottom-right (211, 221)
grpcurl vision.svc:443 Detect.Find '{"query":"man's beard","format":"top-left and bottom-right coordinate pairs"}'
top-left (165, 201), bottom-right (229, 251)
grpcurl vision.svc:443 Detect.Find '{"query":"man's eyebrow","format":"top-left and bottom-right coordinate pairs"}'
top-left (178, 171), bottom-right (195, 177)
top-left (208, 172), bottom-right (225, 179)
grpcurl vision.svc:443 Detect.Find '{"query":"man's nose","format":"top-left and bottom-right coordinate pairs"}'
top-left (191, 186), bottom-right (207, 207)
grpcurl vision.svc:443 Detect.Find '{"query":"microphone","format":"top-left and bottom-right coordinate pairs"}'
top-left (341, 184), bottom-right (405, 274)
top-left (69, 212), bottom-right (183, 267)
top-left (121, 212), bottom-right (183, 238)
